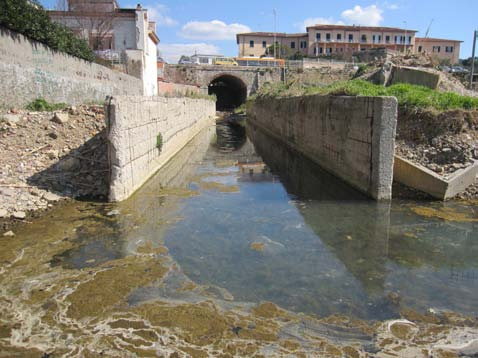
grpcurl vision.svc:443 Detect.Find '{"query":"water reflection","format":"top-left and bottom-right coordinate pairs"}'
top-left (48, 119), bottom-right (478, 321)
top-left (163, 122), bottom-right (478, 320)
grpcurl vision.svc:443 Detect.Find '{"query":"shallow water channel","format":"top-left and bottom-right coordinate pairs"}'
top-left (1, 120), bottom-right (478, 355)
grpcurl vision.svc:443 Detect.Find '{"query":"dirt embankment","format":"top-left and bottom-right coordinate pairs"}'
top-left (0, 105), bottom-right (108, 233)
top-left (395, 108), bottom-right (478, 199)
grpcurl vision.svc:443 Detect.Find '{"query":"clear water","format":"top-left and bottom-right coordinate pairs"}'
top-left (56, 121), bottom-right (478, 321)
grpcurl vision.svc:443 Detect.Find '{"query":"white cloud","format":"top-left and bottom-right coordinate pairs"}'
top-left (341, 5), bottom-right (384, 26)
top-left (386, 3), bottom-right (399, 10)
top-left (179, 20), bottom-right (251, 40)
top-left (126, 3), bottom-right (178, 27)
top-left (297, 17), bottom-right (344, 30)
top-left (158, 43), bottom-right (221, 63)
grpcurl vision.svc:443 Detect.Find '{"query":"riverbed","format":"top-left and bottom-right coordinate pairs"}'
top-left (0, 120), bottom-right (477, 357)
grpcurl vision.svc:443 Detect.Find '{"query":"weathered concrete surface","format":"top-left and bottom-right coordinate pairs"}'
top-left (107, 96), bottom-right (216, 201)
top-left (0, 27), bottom-right (143, 108)
top-left (163, 64), bottom-right (282, 95)
top-left (389, 66), bottom-right (441, 89)
top-left (248, 95), bottom-right (398, 200)
top-left (394, 155), bottom-right (478, 199)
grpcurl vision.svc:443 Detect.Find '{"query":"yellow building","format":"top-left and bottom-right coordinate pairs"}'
top-left (415, 38), bottom-right (462, 64)
top-left (236, 32), bottom-right (308, 58)
top-left (306, 25), bottom-right (416, 56)
top-left (237, 25), bottom-right (462, 64)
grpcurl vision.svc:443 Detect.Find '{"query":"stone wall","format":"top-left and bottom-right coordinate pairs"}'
top-left (0, 27), bottom-right (143, 108)
top-left (247, 95), bottom-right (398, 200)
top-left (107, 96), bottom-right (216, 201)
top-left (157, 81), bottom-right (201, 96)
top-left (163, 64), bottom-right (282, 95)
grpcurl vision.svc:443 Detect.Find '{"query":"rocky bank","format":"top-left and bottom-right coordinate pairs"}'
top-left (0, 105), bottom-right (108, 230)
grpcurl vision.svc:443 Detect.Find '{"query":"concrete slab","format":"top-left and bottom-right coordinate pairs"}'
top-left (393, 155), bottom-right (478, 200)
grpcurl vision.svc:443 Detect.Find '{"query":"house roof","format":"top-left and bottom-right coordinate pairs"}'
top-left (236, 32), bottom-right (307, 38)
top-left (416, 37), bottom-right (463, 43)
top-left (306, 24), bottom-right (418, 33)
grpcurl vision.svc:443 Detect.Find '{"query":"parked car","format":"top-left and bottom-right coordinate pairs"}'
top-left (178, 55), bottom-right (195, 65)
top-left (213, 57), bottom-right (238, 66)
top-left (451, 66), bottom-right (469, 74)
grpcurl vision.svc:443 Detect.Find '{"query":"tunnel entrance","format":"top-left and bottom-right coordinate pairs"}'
top-left (208, 75), bottom-right (247, 111)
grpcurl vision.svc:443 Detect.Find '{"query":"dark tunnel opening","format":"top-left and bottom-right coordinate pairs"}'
top-left (208, 75), bottom-right (247, 111)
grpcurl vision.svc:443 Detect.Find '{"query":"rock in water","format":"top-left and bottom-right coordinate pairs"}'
top-left (12, 211), bottom-right (26, 220)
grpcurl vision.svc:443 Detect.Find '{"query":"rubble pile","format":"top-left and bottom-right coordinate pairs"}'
top-left (0, 105), bottom-right (108, 222)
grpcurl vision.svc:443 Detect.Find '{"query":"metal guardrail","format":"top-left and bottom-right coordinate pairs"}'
top-left (94, 50), bottom-right (124, 64)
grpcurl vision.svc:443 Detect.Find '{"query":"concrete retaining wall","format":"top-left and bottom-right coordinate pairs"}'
top-left (248, 95), bottom-right (398, 200)
top-left (394, 155), bottom-right (478, 199)
top-left (389, 66), bottom-right (440, 89)
top-left (107, 96), bottom-right (216, 201)
top-left (0, 27), bottom-right (143, 108)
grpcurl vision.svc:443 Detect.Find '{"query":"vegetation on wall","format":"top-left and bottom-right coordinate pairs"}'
top-left (156, 133), bottom-right (163, 152)
top-left (0, 0), bottom-right (95, 61)
top-left (26, 98), bottom-right (67, 111)
top-left (255, 80), bottom-right (478, 112)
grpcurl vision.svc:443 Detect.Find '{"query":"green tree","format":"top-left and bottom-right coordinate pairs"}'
top-left (0, 0), bottom-right (95, 61)
top-left (462, 57), bottom-right (478, 67)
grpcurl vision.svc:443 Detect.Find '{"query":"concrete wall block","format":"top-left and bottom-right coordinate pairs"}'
top-left (249, 94), bottom-right (397, 200)
top-left (107, 95), bottom-right (215, 201)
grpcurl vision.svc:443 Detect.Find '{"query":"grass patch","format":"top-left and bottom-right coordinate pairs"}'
top-left (26, 98), bottom-right (67, 112)
top-left (156, 132), bottom-right (163, 152)
top-left (256, 80), bottom-right (478, 112)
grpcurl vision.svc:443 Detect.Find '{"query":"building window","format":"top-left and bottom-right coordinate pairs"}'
top-left (418, 46), bottom-right (422, 52)
top-left (348, 34), bottom-right (353, 43)
top-left (319, 47), bottom-right (323, 54)
top-left (300, 40), bottom-right (307, 49)
top-left (249, 40), bottom-right (254, 48)
top-left (407, 36), bottom-right (412, 45)
top-left (372, 35), bottom-right (381, 43)
top-left (327, 47), bottom-right (332, 54)
top-left (433, 46), bottom-right (441, 53)
top-left (394, 35), bottom-right (399, 44)
top-left (326, 33), bottom-right (331, 42)
top-left (290, 41), bottom-right (295, 49)
top-left (361, 34), bottom-right (367, 43)
top-left (386, 35), bottom-right (390, 44)
top-left (316, 33), bottom-right (321, 41)
top-left (262, 41), bottom-right (266, 48)
top-left (446, 46), bottom-right (454, 53)
top-left (337, 33), bottom-right (342, 41)
top-left (313, 47), bottom-right (317, 55)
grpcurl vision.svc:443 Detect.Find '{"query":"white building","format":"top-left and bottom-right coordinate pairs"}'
top-left (49, 0), bottom-right (159, 96)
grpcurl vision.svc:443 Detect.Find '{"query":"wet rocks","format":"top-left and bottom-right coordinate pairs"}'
top-left (12, 211), bottom-right (26, 220)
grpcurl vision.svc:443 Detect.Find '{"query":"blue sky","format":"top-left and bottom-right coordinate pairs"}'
top-left (41, 0), bottom-right (478, 63)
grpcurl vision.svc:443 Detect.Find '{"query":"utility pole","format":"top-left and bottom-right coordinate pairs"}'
top-left (273, 9), bottom-right (277, 60)
top-left (403, 21), bottom-right (407, 53)
top-left (470, 30), bottom-right (477, 90)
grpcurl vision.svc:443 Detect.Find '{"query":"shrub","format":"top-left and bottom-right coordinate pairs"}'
top-left (26, 98), bottom-right (67, 111)
top-left (254, 79), bottom-right (478, 112)
top-left (156, 133), bottom-right (163, 152)
top-left (0, 0), bottom-right (95, 61)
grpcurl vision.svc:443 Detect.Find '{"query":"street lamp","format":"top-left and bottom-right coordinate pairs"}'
top-left (470, 30), bottom-right (477, 90)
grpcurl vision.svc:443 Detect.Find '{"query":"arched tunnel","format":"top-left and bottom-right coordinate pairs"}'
top-left (208, 75), bottom-right (247, 111)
